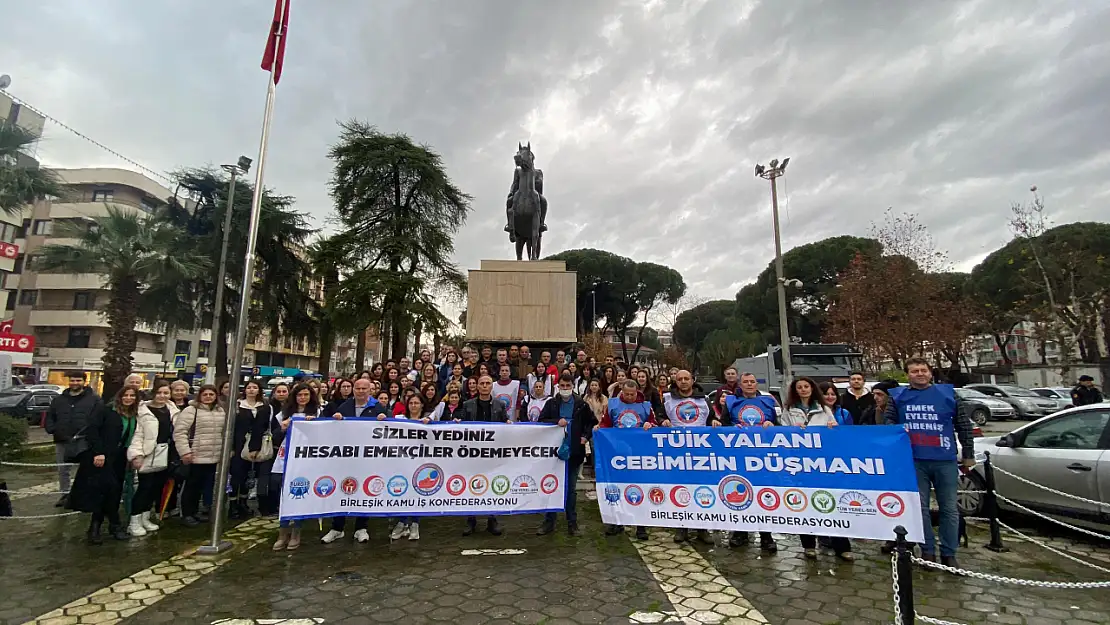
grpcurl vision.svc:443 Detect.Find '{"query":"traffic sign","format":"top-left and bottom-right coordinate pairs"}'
top-left (173, 353), bottom-right (188, 369)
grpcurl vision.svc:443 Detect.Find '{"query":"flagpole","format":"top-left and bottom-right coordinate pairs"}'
top-left (197, 3), bottom-right (285, 554)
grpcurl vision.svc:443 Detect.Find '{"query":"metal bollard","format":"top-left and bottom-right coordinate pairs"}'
top-left (983, 451), bottom-right (1008, 552)
top-left (893, 525), bottom-right (915, 625)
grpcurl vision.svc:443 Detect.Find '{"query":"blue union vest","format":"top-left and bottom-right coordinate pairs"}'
top-left (725, 394), bottom-right (777, 426)
top-left (893, 384), bottom-right (957, 461)
top-left (607, 397), bottom-right (652, 428)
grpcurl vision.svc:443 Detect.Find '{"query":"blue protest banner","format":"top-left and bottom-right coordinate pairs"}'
top-left (593, 425), bottom-right (924, 541)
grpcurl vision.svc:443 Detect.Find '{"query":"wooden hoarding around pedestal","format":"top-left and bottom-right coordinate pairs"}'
top-left (465, 260), bottom-right (577, 344)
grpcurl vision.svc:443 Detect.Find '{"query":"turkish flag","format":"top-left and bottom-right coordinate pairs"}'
top-left (260, 0), bottom-right (291, 84)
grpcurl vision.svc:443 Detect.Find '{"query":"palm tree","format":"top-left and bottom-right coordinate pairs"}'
top-left (36, 206), bottom-right (209, 397)
top-left (328, 121), bottom-right (470, 359)
top-left (0, 121), bottom-right (65, 213)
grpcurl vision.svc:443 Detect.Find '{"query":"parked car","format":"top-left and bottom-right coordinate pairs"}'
top-left (1030, 387), bottom-right (1074, 411)
top-left (965, 384), bottom-right (1060, 420)
top-left (955, 387), bottom-right (1016, 425)
top-left (12, 384), bottom-right (66, 393)
top-left (0, 388), bottom-right (61, 425)
top-left (957, 403), bottom-right (1110, 530)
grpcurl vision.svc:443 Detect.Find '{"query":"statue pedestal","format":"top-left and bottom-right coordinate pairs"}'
top-left (465, 260), bottom-right (577, 344)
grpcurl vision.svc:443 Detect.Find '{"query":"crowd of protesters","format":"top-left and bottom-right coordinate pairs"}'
top-left (41, 345), bottom-right (980, 570)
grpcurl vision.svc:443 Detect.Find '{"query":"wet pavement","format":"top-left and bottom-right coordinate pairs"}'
top-left (3, 467), bottom-right (1109, 625)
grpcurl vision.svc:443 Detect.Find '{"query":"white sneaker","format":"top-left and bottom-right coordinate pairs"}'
top-left (408, 522), bottom-right (420, 541)
top-left (390, 522), bottom-right (409, 540)
top-left (320, 529), bottom-right (344, 544)
top-left (354, 529), bottom-right (370, 543)
top-left (140, 511), bottom-right (160, 532)
top-left (128, 514), bottom-right (147, 537)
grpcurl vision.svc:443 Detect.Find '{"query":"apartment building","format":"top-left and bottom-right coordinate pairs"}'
top-left (1, 164), bottom-right (330, 387)
top-left (3, 168), bottom-right (198, 387)
top-left (0, 92), bottom-right (46, 324)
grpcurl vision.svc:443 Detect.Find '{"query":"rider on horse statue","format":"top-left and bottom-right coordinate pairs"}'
top-left (505, 149), bottom-right (548, 243)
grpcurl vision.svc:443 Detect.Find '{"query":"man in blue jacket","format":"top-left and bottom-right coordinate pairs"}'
top-left (884, 358), bottom-right (976, 569)
top-left (722, 372), bottom-right (779, 553)
top-left (537, 371), bottom-right (596, 537)
top-left (320, 378), bottom-right (386, 545)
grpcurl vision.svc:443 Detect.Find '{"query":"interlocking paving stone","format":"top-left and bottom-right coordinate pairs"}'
top-left (6, 478), bottom-right (1110, 625)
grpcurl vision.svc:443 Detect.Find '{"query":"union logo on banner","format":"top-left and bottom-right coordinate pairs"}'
top-left (0, 331), bottom-right (34, 353)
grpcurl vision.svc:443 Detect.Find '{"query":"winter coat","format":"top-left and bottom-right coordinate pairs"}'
top-left (234, 399), bottom-right (273, 455)
top-left (840, 390), bottom-right (875, 424)
top-left (539, 393), bottom-right (596, 465)
top-left (67, 404), bottom-right (133, 514)
top-left (780, 403), bottom-right (834, 427)
top-left (433, 401), bottom-right (465, 421)
top-left (461, 396), bottom-right (509, 423)
top-left (44, 387), bottom-right (104, 443)
top-left (331, 396), bottom-right (387, 418)
top-left (172, 402), bottom-right (227, 465)
top-left (126, 402), bottom-right (179, 470)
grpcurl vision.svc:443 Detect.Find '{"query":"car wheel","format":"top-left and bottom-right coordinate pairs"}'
top-left (971, 408), bottom-right (989, 426)
top-left (957, 471), bottom-right (987, 518)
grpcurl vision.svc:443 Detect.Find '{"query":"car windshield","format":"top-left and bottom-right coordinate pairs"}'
top-left (0, 391), bottom-right (28, 406)
top-left (999, 386), bottom-right (1039, 397)
top-left (1031, 389), bottom-right (1057, 398)
top-left (956, 388), bottom-right (989, 398)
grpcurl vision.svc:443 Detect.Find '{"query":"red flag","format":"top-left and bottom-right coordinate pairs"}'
top-left (261, 0), bottom-right (291, 84)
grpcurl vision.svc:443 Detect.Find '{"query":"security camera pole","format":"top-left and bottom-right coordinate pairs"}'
top-left (205, 156), bottom-right (252, 385)
top-left (755, 158), bottom-right (794, 389)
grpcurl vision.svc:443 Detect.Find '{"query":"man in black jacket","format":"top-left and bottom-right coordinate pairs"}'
top-left (44, 371), bottom-right (103, 507)
top-left (321, 378), bottom-right (387, 545)
top-left (460, 375), bottom-right (508, 536)
top-left (1071, 375), bottom-right (1104, 407)
top-left (839, 371), bottom-right (875, 424)
top-left (537, 372), bottom-right (596, 536)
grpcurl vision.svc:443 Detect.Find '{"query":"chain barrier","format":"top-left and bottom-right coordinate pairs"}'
top-left (995, 494), bottom-right (1110, 542)
top-left (0, 460), bottom-right (77, 468)
top-left (0, 511), bottom-right (81, 520)
top-left (998, 520), bottom-right (1110, 575)
top-left (911, 555), bottom-right (1110, 588)
top-left (0, 487), bottom-right (68, 495)
top-left (991, 465), bottom-right (1104, 507)
top-left (914, 615), bottom-right (970, 625)
top-left (890, 552), bottom-right (904, 625)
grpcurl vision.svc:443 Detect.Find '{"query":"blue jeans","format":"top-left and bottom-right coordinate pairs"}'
top-left (544, 459), bottom-right (580, 525)
top-left (916, 459), bottom-right (959, 557)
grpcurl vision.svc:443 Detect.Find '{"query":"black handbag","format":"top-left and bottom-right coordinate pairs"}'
top-left (63, 428), bottom-right (90, 463)
top-left (169, 411), bottom-right (197, 480)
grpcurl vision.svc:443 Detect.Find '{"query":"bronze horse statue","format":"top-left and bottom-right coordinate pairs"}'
top-left (510, 143), bottom-right (543, 261)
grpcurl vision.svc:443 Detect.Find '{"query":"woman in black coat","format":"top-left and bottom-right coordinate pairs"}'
top-left (254, 382), bottom-right (290, 517)
top-left (229, 379), bottom-right (274, 519)
top-left (68, 387), bottom-right (139, 544)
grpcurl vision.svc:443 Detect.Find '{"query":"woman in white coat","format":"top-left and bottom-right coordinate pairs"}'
top-left (126, 380), bottom-right (179, 536)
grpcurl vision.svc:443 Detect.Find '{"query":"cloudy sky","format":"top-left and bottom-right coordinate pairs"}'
top-left (4, 0), bottom-right (1108, 305)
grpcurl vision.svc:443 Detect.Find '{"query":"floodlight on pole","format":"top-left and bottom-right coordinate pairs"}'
top-left (205, 158), bottom-right (252, 385)
top-left (755, 157), bottom-right (794, 391)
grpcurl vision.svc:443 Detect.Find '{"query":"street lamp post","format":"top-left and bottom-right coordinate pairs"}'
top-left (205, 157), bottom-right (252, 385)
top-left (755, 158), bottom-right (794, 389)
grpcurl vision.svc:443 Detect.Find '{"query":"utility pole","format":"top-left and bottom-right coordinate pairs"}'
top-left (205, 157), bottom-right (252, 385)
top-left (755, 158), bottom-right (794, 390)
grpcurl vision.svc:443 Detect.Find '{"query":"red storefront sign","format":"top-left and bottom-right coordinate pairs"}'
top-left (0, 242), bottom-right (18, 259)
top-left (0, 332), bottom-right (34, 353)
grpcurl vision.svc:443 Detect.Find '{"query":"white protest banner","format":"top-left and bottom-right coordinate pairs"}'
top-left (279, 418), bottom-right (566, 521)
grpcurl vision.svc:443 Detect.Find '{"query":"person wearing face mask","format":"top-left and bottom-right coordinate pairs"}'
top-left (537, 372), bottom-right (595, 536)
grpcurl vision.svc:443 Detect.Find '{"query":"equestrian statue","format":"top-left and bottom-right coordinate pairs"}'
top-left (505, 142), bottom-right (547, 261)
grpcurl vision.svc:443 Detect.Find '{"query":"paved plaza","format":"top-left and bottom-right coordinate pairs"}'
top-left (2, 465), bottom-right (1109, 625)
